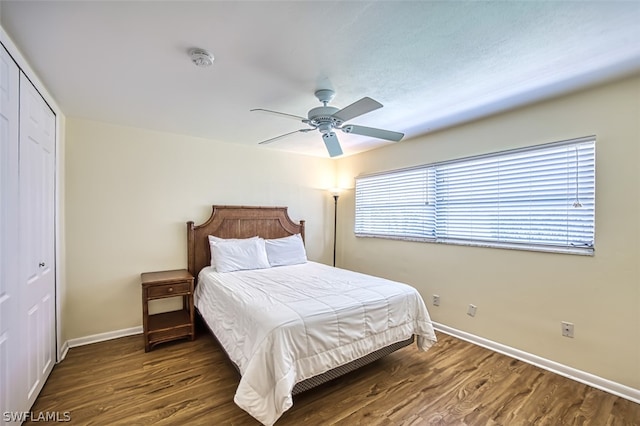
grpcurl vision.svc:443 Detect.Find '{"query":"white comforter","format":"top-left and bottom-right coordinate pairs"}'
top-left (194, 262), bottom-right (437, 425)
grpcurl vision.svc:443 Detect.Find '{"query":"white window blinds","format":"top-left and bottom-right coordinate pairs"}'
top-left (355, 168), bottom-right (435, 239)
top-left (355, 136), bottom-right (595, 255)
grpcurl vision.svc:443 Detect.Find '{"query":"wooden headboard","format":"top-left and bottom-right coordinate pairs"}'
top-left (187, 205), bottom-right (305, 279)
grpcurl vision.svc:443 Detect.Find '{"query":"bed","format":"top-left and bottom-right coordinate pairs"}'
top-left (187, 205), bottom-right (437, 425)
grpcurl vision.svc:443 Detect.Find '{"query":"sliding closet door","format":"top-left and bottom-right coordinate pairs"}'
top-left (19, 72), bottom-right (56, 410)
top-left (0, 45), bottom-right (21, 421)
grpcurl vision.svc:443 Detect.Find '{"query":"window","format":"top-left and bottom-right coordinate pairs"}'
top-left (355, 136), bottom-right (595, 255)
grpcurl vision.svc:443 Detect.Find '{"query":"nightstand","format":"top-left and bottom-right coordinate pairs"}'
top-left (141, 269), bottom-right (195, 352)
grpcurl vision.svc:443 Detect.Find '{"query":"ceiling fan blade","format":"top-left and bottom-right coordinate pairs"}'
top-left (322, 132), bottom-right (343, 157)
top-left (258, 129), bottom-right (311, 145)
top-left (250, 108), bottom-right (306, 121)
top-left (331, 97), bottom-right (383, 123)
top-left (341, 124), bottom-right (404, 142)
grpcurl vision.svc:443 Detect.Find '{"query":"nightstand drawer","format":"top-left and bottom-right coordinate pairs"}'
top-left (147, 282), bottom-right (190, 298)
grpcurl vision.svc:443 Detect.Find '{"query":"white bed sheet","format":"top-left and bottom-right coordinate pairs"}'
top-left (194, 261), bottom-right (437, 425)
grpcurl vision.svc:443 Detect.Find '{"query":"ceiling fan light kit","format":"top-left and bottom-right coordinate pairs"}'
top-left (252, 89), bottom-right (404, 158)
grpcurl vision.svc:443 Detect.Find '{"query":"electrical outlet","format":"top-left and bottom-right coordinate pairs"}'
top-left (561, 321), bottom-right (574, 338)
top-left (432, 294), bottom-right (440, 306)
top-left (467, 304), bottom-right (477, 317)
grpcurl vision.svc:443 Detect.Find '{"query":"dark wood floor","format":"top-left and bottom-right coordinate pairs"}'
top-left (26, 330), bottom-right (639, 425)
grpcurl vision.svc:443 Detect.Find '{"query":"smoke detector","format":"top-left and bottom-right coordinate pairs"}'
top-left (189, 48), bottom-right (214, 67)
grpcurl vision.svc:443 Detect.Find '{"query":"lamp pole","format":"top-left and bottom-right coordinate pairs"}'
top-left (333, 193), bottom-right (339, 267)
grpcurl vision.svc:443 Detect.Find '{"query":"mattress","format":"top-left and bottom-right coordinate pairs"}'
top-left (194, 261), bottom-right (437, 425)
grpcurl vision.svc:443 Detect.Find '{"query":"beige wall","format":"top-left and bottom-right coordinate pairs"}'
top-left (64, 75), bottom-right (639, 390)
top-left (336, 74), bottom-right (640, 389)
top-left (65, 118), bottom-right (335, 339)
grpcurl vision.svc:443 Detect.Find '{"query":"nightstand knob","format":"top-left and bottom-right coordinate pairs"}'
top-left (168, 287), bottom-right (173, 292)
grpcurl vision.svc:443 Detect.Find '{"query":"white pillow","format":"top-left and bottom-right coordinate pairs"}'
top-left (212, 237), bottom-right (271, 273)
top-left (208, 235), bottom-right (258, 266)
top-left (265, 234), bottom-right (307, 267)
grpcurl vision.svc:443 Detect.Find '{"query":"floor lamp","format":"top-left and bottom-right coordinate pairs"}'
top-left (330, 188), bottom-right (341, 267)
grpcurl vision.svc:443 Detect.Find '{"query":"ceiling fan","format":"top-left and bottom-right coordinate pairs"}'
top-left (251, 89), bottom-right (404, 157)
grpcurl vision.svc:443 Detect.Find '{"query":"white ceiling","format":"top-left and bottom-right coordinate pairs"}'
top-left (2, 1), bottom-right (639, 158)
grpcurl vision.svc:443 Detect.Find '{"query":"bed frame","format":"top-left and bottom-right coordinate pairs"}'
top-left (186, 205), bottom-right (414, 395)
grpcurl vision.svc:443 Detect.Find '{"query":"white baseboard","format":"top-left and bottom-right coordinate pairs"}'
top-left (63, 326), bottom-right (143, 355)
top-left (58, 340), bottom-right (70, 362)
top-left (433, 322), bottom-right (640, 405)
